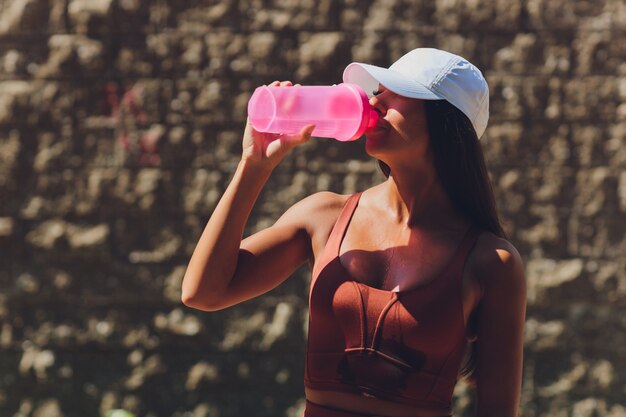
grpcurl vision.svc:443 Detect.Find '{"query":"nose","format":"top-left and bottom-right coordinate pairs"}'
top-left (369, 95), bottom-right (385, 115)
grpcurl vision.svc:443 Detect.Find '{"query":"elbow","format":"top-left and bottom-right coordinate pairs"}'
top-left (181, 268), bottom-right (231, 311)
top-left (181, 291), bottom-right (218, 312)
top-left (180, 285), bottom-right (224, 311)
top-left (181, 291), bottom-right (199, 308)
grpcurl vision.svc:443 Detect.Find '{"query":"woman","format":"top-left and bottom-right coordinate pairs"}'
top-left (182, 48), bottom-right (526, 417)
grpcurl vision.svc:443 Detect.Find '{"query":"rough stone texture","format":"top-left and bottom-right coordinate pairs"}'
top-left (0, 0), bottom-right (625, 416)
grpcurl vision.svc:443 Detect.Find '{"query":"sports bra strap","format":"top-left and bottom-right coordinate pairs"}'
top-left (448, 224), bottom-right (481, 285)
top-left (319, 192), bottom-right (360, 258)
top-left (313, 192), bottom-right (361, 270)
top-left (326, 192), bottom-right (362, 256)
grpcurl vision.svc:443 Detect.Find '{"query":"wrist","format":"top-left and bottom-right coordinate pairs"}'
top-left (239, 158), bottom-right (274, 178)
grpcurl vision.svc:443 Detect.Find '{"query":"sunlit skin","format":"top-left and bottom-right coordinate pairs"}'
top-left (182, 80), bottom-right (526, 417)
top-left (364, 85), bottom-right (431, 166)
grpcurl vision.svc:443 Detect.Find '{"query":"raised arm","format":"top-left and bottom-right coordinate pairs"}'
top-left (474, 237), bottom-right (527, 417)
top-left (182, 81), bottom-right (316, 311)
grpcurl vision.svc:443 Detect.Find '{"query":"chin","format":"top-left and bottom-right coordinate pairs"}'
top-left (364, 132), bottom-right (390, 156)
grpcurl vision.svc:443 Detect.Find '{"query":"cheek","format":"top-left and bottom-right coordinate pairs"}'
top-left (395, 112), bottom-right (427, 142)
top-left (388, 102), bottom-right (428, 139)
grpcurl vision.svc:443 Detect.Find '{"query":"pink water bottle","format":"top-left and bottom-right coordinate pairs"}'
top-left (247, 83), bottom-right (379, 142)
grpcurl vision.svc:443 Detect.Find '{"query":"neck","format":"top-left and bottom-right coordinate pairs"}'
top-left (382, 164), bottom-right (466, 231)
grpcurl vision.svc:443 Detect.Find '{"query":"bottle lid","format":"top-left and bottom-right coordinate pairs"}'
top-left (340, 83), bottom-right (378, 141)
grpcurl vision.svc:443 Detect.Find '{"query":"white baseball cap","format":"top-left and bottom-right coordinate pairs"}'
top-left (342, 48), bottom-right (489, 139)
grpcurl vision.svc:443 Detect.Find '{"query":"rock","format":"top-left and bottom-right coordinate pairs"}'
top-left (526, 258), bottom-right (584, 304)
top-left (0, 217), bottom-right (14, 238)
top-left (1, 50), bottom-right (27, 75)
top-left (37, 35), bottom-right (104, 78)
top-left (619, 171), bottom-right (626, 212)
top-left (537, 362), bottom-right (587, 398)
top-left (153, 308), bottom-right (202, 336)
top-left (19, 347), bottom-right (55, 379)
top-left (33, 132), bottom-right (68, 173)
top-left (185, 362), bottom-right (219, 390)
top-left (192, 403), bottom-right (217, 417)
top-left (589, 360), bottom-right (614, 390)
top-left (25, 220), bottom-right (110, 251)
top-left (163, 266), bottom-right (185, 303)
top-left (124, 354), bottom-right (165, 390)
top-left (0, 0), bottom-right (47, 35)
top-left (297, 32), bottom-right (346, 79)
top-left (16, 273), bottom-right (40, 293)
top-left (33, 399), bottom-right (63, 417)
top-left (68, 0), bottom-right (114, 34)
top-left (0, 81), bottom-right (34, 124)
top-left (67, 223), bottom-right (110, 249)
top-left (0, 130), bottom-right (20, 184)
top-left (219, 311), bottom-right (267, 350)
top-left (26, 219), bottom-right (66, 250)
top-left (493, 34), bottom-right (539, 74)
top-left (248, 32), bottom-right (277, 60)
top-left (259, 302), bottom-right (293, 350)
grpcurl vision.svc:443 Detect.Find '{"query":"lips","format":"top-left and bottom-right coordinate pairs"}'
top-left (365, 119), bottom-right (389, 135)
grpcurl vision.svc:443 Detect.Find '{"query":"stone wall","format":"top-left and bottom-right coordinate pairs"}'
top-left (1, 0), bottom-right (625, 416)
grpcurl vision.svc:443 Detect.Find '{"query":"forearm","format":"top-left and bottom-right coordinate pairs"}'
top-left (182, 159), bottom-right (272, 306)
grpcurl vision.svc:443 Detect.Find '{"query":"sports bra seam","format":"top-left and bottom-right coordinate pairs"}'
top-left (370, 295), bottom-right (399, 350)
top-left (351, 280), bottom-right (366, 347)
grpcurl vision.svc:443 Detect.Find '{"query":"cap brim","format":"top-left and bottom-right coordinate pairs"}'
top-left (342, 63), bottom-right (442, 100)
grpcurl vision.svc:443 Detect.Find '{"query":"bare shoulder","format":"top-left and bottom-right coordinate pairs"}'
top-left (470, 231), bottom-right (526, 293)
top-left (275, 191), bottom-right (352, 232)
top-left (295, 191), bottom-right (351, 214)
top-left (274, 191), bottom-right (354, 262)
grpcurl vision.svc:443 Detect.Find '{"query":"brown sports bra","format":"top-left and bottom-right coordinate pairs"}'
top-left (304, 192), bottom-right (481, 413)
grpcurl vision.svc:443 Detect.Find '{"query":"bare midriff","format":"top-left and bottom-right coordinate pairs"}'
top-left (305, 387), bottom-right (452, 417)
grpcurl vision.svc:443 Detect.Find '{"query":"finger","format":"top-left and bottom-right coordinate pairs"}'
top-left (294, 124), bottom-right (315, 144)
top-left (294, 83), bottom-right (302, 87)
top-left (270, 80), bottom-right (280, 86)
top-left (302, 124), bottom-right (315, 138)
top-left (244, 117), bottom-right (253, 131)
top-left (280, 80), bottom-right (293, 87)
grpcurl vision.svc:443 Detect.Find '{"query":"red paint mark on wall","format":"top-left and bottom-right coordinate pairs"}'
top-left (105, 82), bottom-right (161, 166)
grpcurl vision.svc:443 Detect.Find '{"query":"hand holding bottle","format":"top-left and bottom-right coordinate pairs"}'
top-left (241, 81), bottom-right (315, 172)
top-left (247, 81), bottom-right (378, 141)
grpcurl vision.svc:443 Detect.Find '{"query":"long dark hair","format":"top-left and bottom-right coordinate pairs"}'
top-left (378, 99), bottom-right (506, 381)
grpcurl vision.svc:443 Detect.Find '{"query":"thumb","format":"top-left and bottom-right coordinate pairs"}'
top-left (280, 124), bottom-right (315, 147)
